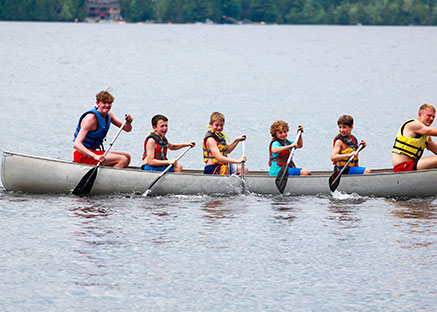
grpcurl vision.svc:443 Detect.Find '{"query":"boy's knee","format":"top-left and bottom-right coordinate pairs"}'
top-left (120, 154), bottom-right (130, 167)
top-left (364, 168), bottom-right (371, 174)
top-left (301, 169), bottom-right (312, 176)
top-left (174, 162), bottom-right (182, 172)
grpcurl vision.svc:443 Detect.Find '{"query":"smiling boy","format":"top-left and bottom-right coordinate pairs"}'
top-left (73, 90), bottom-right (133, 167)
top-left (268, 120), bottom-right (311, 176)
top-left (203, 112), bottom-right (247, 175)
top-left (141, 114), bottom-right (195, 173)
top-left (393, 104), bottom-right (437, 172)
top-left (330, 114), bottom-right (371, 175)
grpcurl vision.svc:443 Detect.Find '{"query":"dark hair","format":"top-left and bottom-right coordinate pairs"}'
top-left (151, 114), bottom-right (168, 127)
top-left (337, 114), bottom-right (354, 127)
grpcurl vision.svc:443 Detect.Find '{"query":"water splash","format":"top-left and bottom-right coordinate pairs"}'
top-left (331, 190), bottom-right (362, 200)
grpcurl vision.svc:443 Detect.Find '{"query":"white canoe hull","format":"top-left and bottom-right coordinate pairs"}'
top-left (1, 151), bottom-right (435, 197)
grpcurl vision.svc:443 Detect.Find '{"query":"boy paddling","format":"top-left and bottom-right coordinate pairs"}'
top-left (203, 112), bottom-right (247, 175)
top-left (141, 114), bottom-right (195, 173)
top-left (393, 104), bottom-right (437, 172)
top-left (73, 90), bottom-right (133, 167)
top-left (268, 120), bottom-right (311, 176)
top-left (331, 114), bottom-right (371, 175)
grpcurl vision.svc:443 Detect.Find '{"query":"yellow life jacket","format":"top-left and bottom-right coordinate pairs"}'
top-left (333, 134), bottom-right (359, 167)
top-left (392, 119), bottom-right (429, 159)
top-left (203, 127), bottom-right (228, 165)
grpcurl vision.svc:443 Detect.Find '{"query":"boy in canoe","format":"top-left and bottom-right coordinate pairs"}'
top-left (331, 114), bottom-right (371, 174)
top-left (203, 112), bottom-right (247, 175)
top-left (141, 114), bottom-right (195, 173)
top-left (392, 104), bottom-right (437, 172)
top-left (268, 120), bottom-right (311, 176)
top-left (73, 90), bottom-right (133, 167)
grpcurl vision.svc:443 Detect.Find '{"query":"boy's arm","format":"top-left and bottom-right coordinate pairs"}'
top-left (206, 137), bottom-right (244, 164)
top-left (407, 120), bottom-right (437, 137)
top-left (330, 139), bottom-right (353, 162)
top-left (109, 112), bottom-right (133, 132)
top-left (167, 141), bottom-right (196, 150)
top-left (145, 139), bottom-right (173, 167)
top-left (426, 137), bottom-right (437, 154)
top-left (227, 135), bottom-right (246, 154)
top-left (271, 141), bottom-right (298, 154)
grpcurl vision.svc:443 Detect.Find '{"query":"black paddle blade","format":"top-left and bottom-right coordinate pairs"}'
top-left (328, 171), bottom-right (341, 192)
top-left (73, 167), bottom-right (98, 195)
top-left (275, 166), bottom-right (289, 194)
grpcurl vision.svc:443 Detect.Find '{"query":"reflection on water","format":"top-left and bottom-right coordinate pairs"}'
top-left (270, 196), bottom-right (298, 222)
top-left (327, 197), bottom-right (368, 229)
top-left (387, 198), bottom-right (437, 220)
top-left (201, 197), bottom-right (248, 221)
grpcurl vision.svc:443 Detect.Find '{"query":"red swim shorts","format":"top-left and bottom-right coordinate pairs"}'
top-left (393, 160), bottom-right (417, 172)
top-left (73, 150), bottom-right (105, 165)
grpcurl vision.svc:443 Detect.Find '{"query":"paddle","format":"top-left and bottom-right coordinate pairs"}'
top-left (328, 143), bottom-right (364, 192)
top-left (275, 130), bottom-right (302, 194)
top-left (72, 119), bottom-right (128, 195)
top-left (241, 138), bottom-right (246, 194)
top-left (143, 145), bottom-right (194, 196)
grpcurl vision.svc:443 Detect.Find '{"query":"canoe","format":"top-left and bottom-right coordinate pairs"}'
top-left (1, 151), bottom-right (435, 197)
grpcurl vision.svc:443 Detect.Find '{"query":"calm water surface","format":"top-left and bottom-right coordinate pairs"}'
top-left (1, 22), bottom-right (437, 310)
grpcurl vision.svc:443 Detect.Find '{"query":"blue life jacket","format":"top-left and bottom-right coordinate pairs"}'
top-left (73, 108), bottom-right (111, 150)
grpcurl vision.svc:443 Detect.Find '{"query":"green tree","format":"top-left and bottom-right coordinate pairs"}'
top-left (250, 0), bottom-right (279, 23)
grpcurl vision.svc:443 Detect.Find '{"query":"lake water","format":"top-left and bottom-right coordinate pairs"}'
top-left (0, 22), bottom-right (436, 311)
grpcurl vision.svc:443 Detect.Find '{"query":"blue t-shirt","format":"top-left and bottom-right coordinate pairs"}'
top-left (269, 140), bottom-right (293, 176)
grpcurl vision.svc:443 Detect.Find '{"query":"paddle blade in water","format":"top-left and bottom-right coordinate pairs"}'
top-left (275, 166), bottom-right (289, 194)
top-left (73, 167), bottom-right (98, 195)
top-left (142, 189), bottom-right (152, 197)
top-left (328, 171), bottom-right (341, 192)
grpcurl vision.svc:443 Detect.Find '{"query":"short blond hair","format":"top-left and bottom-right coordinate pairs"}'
top-left (419, 103), bottom-right (435, 113)
top-left (210, 112), bottom-right (225, 124)
top-left (270, 120), bottom-right (289, 138)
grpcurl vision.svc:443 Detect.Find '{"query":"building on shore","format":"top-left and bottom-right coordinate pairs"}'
top-left (87, 0), bottom-right (122, 20)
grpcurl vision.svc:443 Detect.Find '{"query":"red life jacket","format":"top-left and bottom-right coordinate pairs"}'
top-left (142, 133), bottom-right (168, 161)
top-left (268, 138), bottom-right (296, 168)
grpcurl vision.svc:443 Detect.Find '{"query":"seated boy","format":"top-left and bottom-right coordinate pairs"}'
top-left (330, 114), bottom-right (371, 174)
top-left (73, 90), bottom-right (133, 168)
top-left (141, 114), bottom-right (195, 172)
top-left (203, 112), bottom-right (247, 175)
top-left (269, 120), bottom-right (311, 176)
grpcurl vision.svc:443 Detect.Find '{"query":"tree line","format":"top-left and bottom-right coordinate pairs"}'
top-left (2, 0), bottom-right (437, 25)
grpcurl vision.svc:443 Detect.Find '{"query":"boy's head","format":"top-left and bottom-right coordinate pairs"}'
top-left (209, 112), bottom-right (225, 133)
top-left (151, 114), bottom-right (168, 136)
top-left (96, 90), bottom-right (114, 104)
top-left (210, 112), bottom-right (225, 124)
top-left (337, 114), bottom-right (354, 137)
top-left (337, 115), bottom-right (354, 127)
top-left (270, 120), bottom-right (289, 138)
top-left (151, 114), bottom-right (168, 127)
top-left (418, 104), bottom-right (436, 126)
top-left (419, 103), bottom-right (435, 114)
